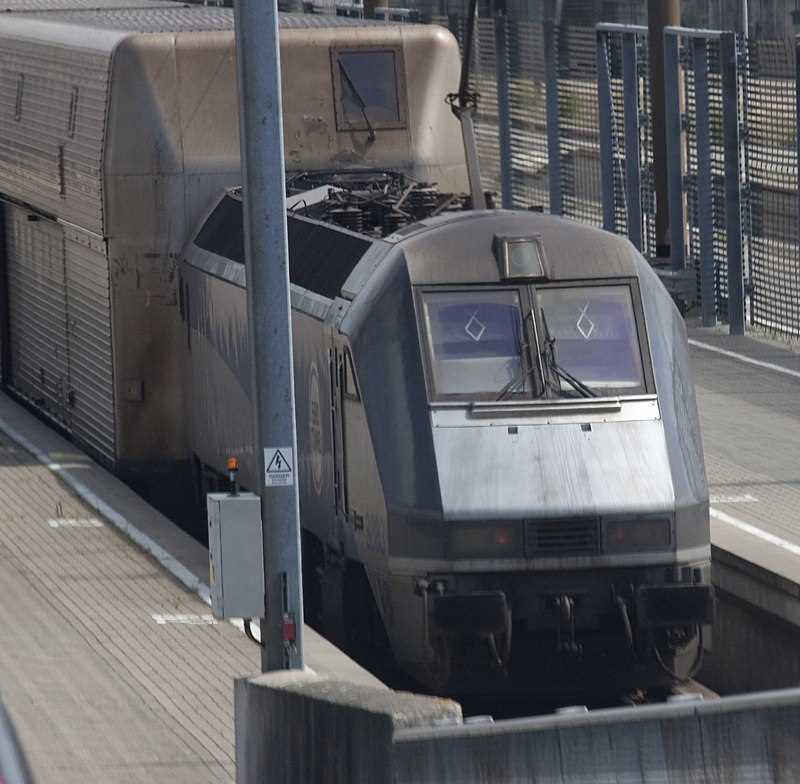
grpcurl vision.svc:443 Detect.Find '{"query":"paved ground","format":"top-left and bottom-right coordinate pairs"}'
top-left (0, 394), bottom-right (381, 784)
top-left (689, 324), bottom-right (800, 580)
top-left (0, 430), bottom-right (257, 783)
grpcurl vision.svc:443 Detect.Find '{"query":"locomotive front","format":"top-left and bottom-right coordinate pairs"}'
top-left (342, 208), bottom-right (713, 696)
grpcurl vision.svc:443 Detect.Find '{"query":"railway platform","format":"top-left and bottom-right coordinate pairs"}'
top-left (0, 392), bottom-right (380, 784)
top-left (689, 323), bottom-right (800, 692)
top-left (689, 324), bottom-right (800, 573)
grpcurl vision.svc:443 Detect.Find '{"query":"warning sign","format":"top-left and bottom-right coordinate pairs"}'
top-left (264, 447), bottom-right (294, 487)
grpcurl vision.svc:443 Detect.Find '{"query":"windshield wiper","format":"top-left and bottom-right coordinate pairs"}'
top-left (540, 309), bottom-right (597, 399)
top-left (495, 309), bottom-right (542, 401)
top-left (495, 347), bottom-right (538, 401)
top-left (338, 59), bottom-right (376, 143)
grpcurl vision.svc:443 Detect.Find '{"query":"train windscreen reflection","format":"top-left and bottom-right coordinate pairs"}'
top-left (422, 290), bottom-right (533, 401)
top-left (537, 285), bottom-right (645, 395)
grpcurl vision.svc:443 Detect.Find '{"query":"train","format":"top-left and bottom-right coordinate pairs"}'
top-left (0, 2), bottom-right (713, 696)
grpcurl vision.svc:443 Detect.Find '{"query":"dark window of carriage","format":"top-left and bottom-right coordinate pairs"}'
top-left (193, 195), bottom-right (371, 300)
top-left (331, 47), bottom-right (406, 132)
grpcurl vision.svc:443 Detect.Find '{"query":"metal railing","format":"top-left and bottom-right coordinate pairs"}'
top-left (430, 9), bottom-right (800, 338)
top-left (596, 24), bottom-right (654, 255)
top-left (662, 27), bottom-right (747, 333)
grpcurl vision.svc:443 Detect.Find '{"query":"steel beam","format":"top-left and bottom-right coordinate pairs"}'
top-left (663, 31), bottom-right (686, 273)
top-left (721, 33), bottom-right (745, 335)
top-left (543, 19), bottom-right (563, 214)
top-left (495, 13), bottom-right (513, 208)
top-left (622, 32), bottom-right (643, 250)
top-left (648, 0), bottom-right (680, 253)
top-left (693, 37), bottom-right (716, 328)
top-left (597, 30), bottom-right (616, 232)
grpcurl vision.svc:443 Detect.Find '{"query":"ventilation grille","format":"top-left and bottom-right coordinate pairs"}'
top-left (525, 518), bottom-right (600, 557)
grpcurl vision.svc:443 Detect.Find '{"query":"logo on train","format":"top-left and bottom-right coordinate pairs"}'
top-left (309, 361), bottom-right (323, 496)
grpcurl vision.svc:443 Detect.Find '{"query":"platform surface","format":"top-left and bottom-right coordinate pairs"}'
top-left (689, 325), bottom-right (800, 585)
top-left (0, 393), bottom-right (381, 784)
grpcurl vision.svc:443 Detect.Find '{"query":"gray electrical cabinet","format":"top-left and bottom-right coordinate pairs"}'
top-left (207, 492), bottom-right (265, 619)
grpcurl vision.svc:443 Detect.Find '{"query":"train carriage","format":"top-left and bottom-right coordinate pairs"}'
top-left (0, 2), bottom-right (713, 697)
top-left (0, 5), bottom-right (463, 517)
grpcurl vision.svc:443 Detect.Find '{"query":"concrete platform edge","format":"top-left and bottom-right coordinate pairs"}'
top-left (0, 392), bottom-right (382, 688)
top-left (0, 413), bottom-right (212, 603)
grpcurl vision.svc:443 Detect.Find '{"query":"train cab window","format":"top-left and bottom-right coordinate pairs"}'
top-left (420, 289), bottom-right (537, 401)
top-left (536, 284), bottom-right (647, 396)
top-left (331, 48), bottom-right (406, 133)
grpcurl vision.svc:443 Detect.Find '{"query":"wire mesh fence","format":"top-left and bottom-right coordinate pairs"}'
top-left (435, 13), bottom-right (551, 210)
top-left (555, 24), bottom-right (603, 225)
top-left (744, 37), bottom-right (800, 336)
top-left (596, 25), bottom-right (657, 257)
top-left (304, 2), bottom-right (800, 338)
top-left (683, 35), bottom-right (735, 320)
top-left (508, 20), bottom-right (549, 210)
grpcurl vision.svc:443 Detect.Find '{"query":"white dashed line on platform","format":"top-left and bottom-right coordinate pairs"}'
top-left (689, 339), bottom-right (800, 380)
top-left (48, 517), bottom-right (104, 528)
top-left (711, 507), bottom-right (800, 558)
top-left (151, 613), bottom-right (218, 625)
top-left (709, 494), bottom-right (759, 504)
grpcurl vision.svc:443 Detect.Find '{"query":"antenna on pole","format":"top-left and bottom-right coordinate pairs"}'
top-left (446, 0), bottom-right (486, 210)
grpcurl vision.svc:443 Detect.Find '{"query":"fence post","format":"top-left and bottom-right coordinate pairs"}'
top-left (495, 13), bottom-right (513, 208)
top-left (721, 32), bottom-right (745, 335)
top-left (663, 30), bottom-right (685, 273)
top-left (543, 19), bottom-right (563, 214)
top-left (597, 30), bottom-right (616, 232)
top-left (794, 34), bottom-right (800, 333)
top-left (693, 36), bottom-right (716, 327)
top-left (622, 31), bottom-right (643, 250)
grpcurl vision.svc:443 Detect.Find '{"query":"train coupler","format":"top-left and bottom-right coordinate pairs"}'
top-left (554, 594), bottom-right (582, 656)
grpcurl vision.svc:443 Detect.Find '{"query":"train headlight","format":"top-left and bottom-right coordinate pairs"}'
top-left (603, 518), bottom-right (671, 554)
top-left (493, 233), bottom-right (549, 281)
top-left (448, 523), bottom-right (523, 560)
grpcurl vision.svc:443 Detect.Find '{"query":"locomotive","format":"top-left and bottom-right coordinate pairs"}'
top-left (0, 3), bottom-right (713, 696)
top-left (182, 172), bottom-right (713, 696)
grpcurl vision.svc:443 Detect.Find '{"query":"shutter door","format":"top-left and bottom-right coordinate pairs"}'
top-left (5, 206), bottom-right (70, 426)
top-left (64, 226), bottom-right (116, 464)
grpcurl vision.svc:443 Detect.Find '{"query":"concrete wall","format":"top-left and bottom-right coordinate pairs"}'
top-left (234, 670), bottom-right (461, 783)
top-left (236, 670), bottom-right (800, 783)
top-left (393, 691), bottom-right (800, 782)
top-left (701, 545), bottom-right (800, 695)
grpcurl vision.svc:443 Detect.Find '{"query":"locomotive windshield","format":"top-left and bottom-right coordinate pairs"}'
top-left (421, 289), bottom-right (538, 401)
top-left (418, 283), bottom-right (649, 402)
top-left (537, 285), bottom-right (645, 395)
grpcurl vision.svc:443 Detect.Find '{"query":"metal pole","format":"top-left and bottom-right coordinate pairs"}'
top-left (233, 0), bottom-right (304, 671)
top-left (597, 30), bottom-right (616, 232)
top-left (740, 0), bottom-right (748, 35)
top-left (693, 36), bottom-right (716, 328)
top-left (544, 18), bottom-right (563, 214)
top-left (648, 0), bottom-right (680, 255)
top-left (622, 31), bottom-right (643, 250)
top-left (663, 30), bottom-right (685, 273)
top-left (721, 32), bottom-right (745, 335)
top-left (495, 12), bottom-right (513, 208)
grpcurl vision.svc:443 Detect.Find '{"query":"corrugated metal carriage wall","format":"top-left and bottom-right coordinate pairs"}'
top-left (5, 207), bottom-right (69, 423)
top-left (0, 36), bottom-right (108, 234)
top-left (0, 29), bottom-right (116, 463)
top-left (3, 205), bottom-right (116, 464)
